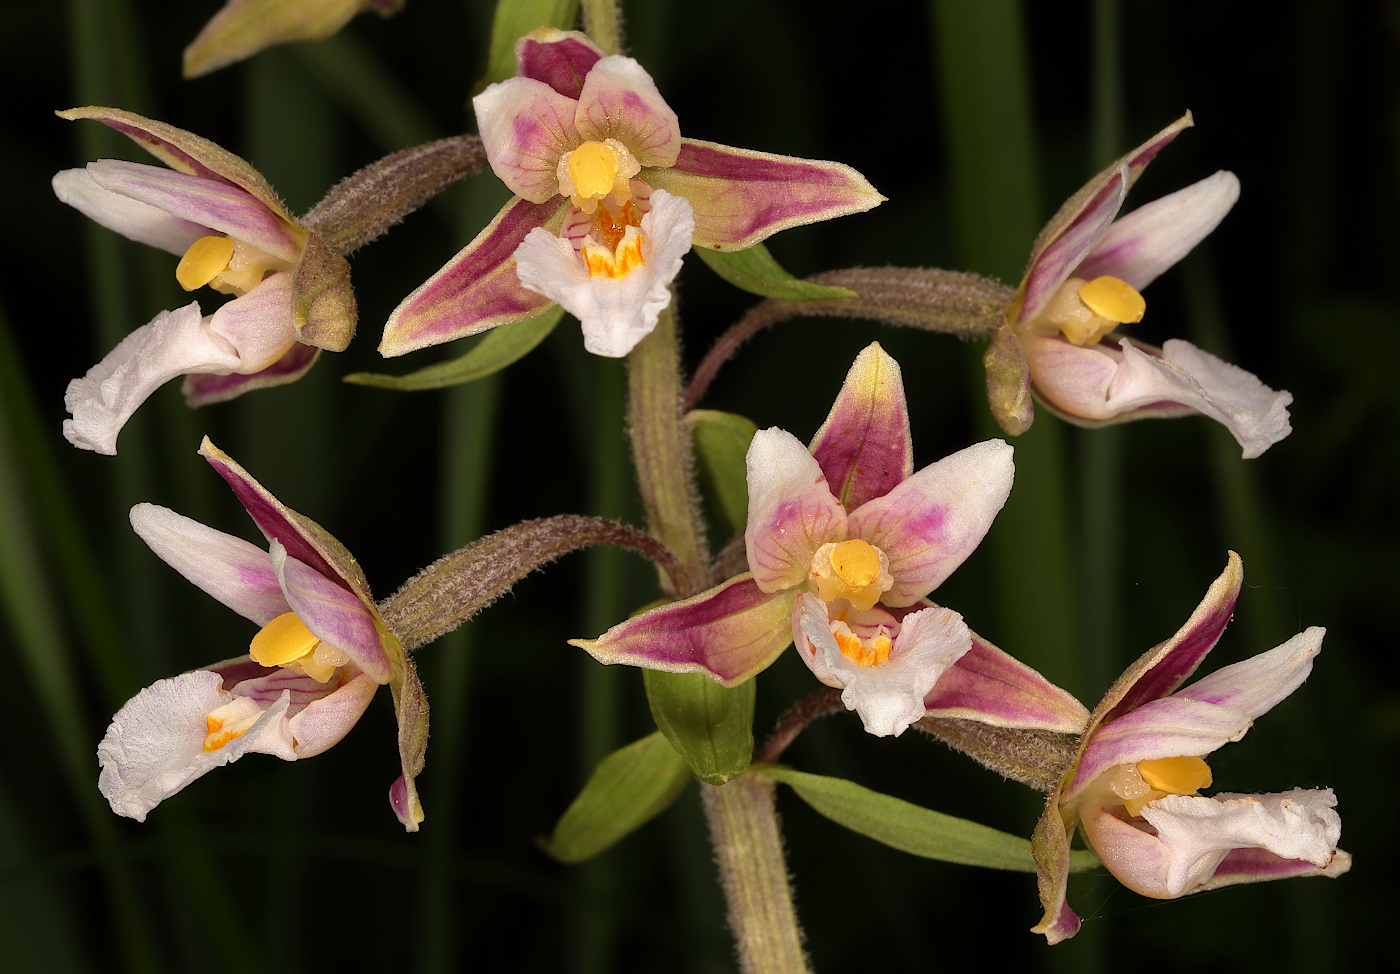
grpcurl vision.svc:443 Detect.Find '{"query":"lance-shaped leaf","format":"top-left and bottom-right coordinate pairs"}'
top-left (544, 731), bottom-right (691, 863)
top-left (347, 306), bottom-right (563, 391)
top-left (184, 0), bottom-right (407, 78)
top-left (687, 409), bottom-right (758, 537)
top-left (644, 670), bottom-right (755, 785)
top-left (760, 765), bottom-right (1100, 873)
top-left (379, 197), bottom-right (565, 357)
top-left (694, 243), bottom-right (856, 301)
top-left (643, 139), bottom-right (883, 252)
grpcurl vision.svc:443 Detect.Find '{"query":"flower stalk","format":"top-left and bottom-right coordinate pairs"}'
top-left (702, 775), bottom-right (812, 974)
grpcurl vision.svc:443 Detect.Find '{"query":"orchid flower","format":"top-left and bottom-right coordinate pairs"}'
top-left (183, 0), bottom-right (406, 78)
top-left (54, 107), bottom-right (355, 455)
top-left (381, 27), bottom-right (883, 359)
top-left (573, 343), bottom-right (1088, 739)
top-left (1031, 552), bottom-right (1349, 944)
top-left (98, 439), bottom-right (429, 832)
top-left (985, 112), bottom-right (1292, 458)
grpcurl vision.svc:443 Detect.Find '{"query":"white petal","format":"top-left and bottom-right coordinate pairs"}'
top-left (63, 302), bottom-right (240, 455)
top-left (129, 503), bottom-right (289, 625)
top-left (1106, 339), bottom-right (1293, 458)
top-left (206, 270), bottom-right (300, 373)
top-left (513, 189), bottom-right (694, 357)
top-left (52, 168), bottom-right (208, 256)
top-left (1140, 789), bottom-right (1341, 897)
top-left (97, 670), bottom-right (294, 822)
top-left (1173, 628), bottom-right (1322, 719)
top-left (1078, 172), bottom-right (1241, 290)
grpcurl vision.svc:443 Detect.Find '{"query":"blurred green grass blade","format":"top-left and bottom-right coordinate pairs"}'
top-left (0, 775), bottom-right (89, 972)
top-left (545, 731), bottom-right (690, 864)
top-left (694, 244), bottom-right (857, 302)
top-left (759, 765), bottom-right (1099, 873)
top-left (0, 309), bottom-right (159, 974)
top-left (480, 0), bottom-right (581, 91)
top-left (930, 0), bottom-right (1083, 699)
top-left (295, 33), bottom-right (440, 149)
top-left (346, 308), bottom-right (564, 390)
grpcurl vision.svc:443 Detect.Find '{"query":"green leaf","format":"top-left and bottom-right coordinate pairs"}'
top-left (644, 670), bottom-right (755, 785)
top-left (479, 0), bottom-right (581, 92)
top-left (345, 306), bottom-right (563, 391)
top-left (544, 731), bottom-right (691, 863)
top-left (686, 409), bottom-right (757, 536)
top-left (695, 243), bottom-right (857, 301)
top-left (758, 766), bottom-right (1100, 873)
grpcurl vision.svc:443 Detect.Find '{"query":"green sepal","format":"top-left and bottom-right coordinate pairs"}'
top-left (757, 765), bottom-right (1100, 873)
top-left (477, 0), bottom-right (582, 93)
top-left (686, 409), bottom-right (757, 537)
top-left (543, 731), bottom-right (691, 863)
top-left (694, 243), bottom-right (857, 301)
top-left (344, 306), bottom-right (563, 391)
top-left (644, 670), bottom-right (755, 785)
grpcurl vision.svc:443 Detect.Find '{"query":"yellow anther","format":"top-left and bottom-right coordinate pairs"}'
top-left (834, 626), bottom-right (893, 667)
top-left (1078, 276), bottom-right (1146, 324)
top-left (582, 228), bottom-right (645, 279)
top-left (831, 539), bottom-right (882, 588)
top-left (249, 611), bottom-right (320, 668)
top-left (568, 141), bottom-right (621, 200)
top-left (176, 235), bottom-right (235, 291)
top-left (1137, 755), bottom-right (1213, 795)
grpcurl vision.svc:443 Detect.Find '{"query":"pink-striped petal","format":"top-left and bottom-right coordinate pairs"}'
top-left (270, 542), bottom-right (391, 684)
top-left (58, 106), bottom-right (299, 224)
top-left (286, 671), bottom-right (378, 758)
top-left (199, 438), bottom-right (376, 606)
top-left (182, 342), bottom-right (320, 406)
top-left (574, 56), bottom-right (681, 169)
top-left (1098, 552), bottom-right (1242, 723)
top-left (206, 271), bottom-right (300, 373)
top-left (807, 342), bottom-right (913, 510)
top-left (515, 27), bottom-right (604, 97)
top-left (1077, 171), bottom-right (1240, 290)
top-left (85, 160), bottom-right (302, 261)
top-left (1196, 845), bottom-right (1351, 892)
top-left (1074, 696), bottom-right (1254, 789)
top-left (53, 167), bottom-right (207, 255)
top-left (744, 428), bottom-right (848, 592)
top-left (1173, 628), bottom-right (1322, 717)
top-left (129, 503), bottom-right (288, 625)
top-left (379, 196), bottom-right (563, 357)
top-left (474, 77), bottom-right (581, 202)
top-left (847, 439), bottom-right (1013, 606)
top-left (1019, 112), bottom-right (1194, 324)
top-left (923, 630), bottom-right (1089, 733)
top-left (643, 139), bottom-right (884, 251)
top-left (570, 575), bottom-right (797, 686)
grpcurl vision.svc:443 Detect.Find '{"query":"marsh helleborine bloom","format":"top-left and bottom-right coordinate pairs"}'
top-left (99, 439), bottom-right (429, 831)
top-left (1031, 553), bottom-right (1348, 943)
top-left (54, 107), bottom-right (355, 455)
top-left (183, 0), bottom-right (406, 78)
top-left (574, 343), bottom-right (1087, 738)
top-left (381, 27), bottom-right (883, 359)
top-left (985, 113), bottom-right (1292, 458)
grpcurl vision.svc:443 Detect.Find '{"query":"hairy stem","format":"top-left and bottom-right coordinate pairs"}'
top-left (756, 689), bottom-right (846, 764)
top-left (627, 305), bottom-right (711, 595)
top-left (702, 777), bottom-right (812, 974)
top-left (685, 267), bottom-right (1013, 410)
top-left (915, 716), bottom-right (1079, 792)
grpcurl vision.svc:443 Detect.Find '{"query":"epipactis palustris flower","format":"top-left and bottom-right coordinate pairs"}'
top-left (1031, 552), bottom-right (1348, 944)
top-left (98, 439), bottom-right (429, 832)
top-left (380, 27), bottom-right (883, 359)
top-left (183, 0), bottom-right (406, 78)
top-left (573, 343), bottom-right (1088, 738)
top-left (984, 112), bottom-right (1292, 458)
top-left (54, 107), bottom-right (355, 455)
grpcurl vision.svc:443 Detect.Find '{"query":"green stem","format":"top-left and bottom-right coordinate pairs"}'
top-left (701, 777), bottom-right (810, 974)
top-left (625, 305), bottom-right (710, 594)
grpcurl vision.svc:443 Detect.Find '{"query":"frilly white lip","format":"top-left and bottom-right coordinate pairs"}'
top-left (512, 188), bottom-right (695, 357)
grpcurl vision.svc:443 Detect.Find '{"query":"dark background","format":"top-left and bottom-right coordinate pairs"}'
top-left (0, 0), bottom-right (1395, 971)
